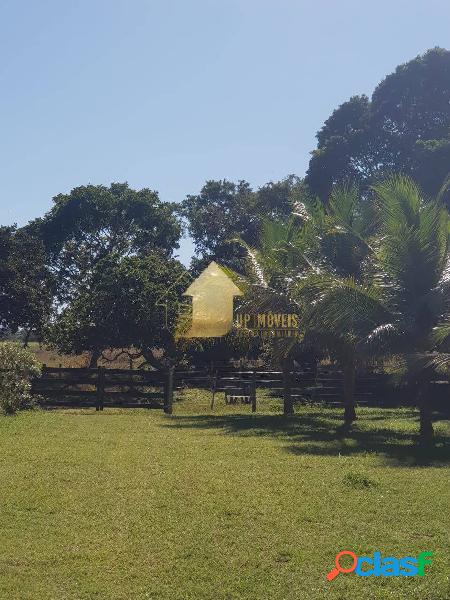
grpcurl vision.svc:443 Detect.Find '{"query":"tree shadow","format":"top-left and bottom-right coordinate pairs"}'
top-left (161, 409), bottom-right (450, 467)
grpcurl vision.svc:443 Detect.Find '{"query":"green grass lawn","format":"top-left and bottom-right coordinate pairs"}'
top-left (0, 390), bottom-right (449, 600)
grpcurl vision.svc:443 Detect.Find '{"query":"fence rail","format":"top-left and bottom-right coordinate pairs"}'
top-left (2, 364), bottom-right (446, 412)
top-left (30, 365), bottom-right (175, 413)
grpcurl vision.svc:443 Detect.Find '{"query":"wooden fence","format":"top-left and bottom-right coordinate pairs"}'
top-left (206, 366), bottom-right (393, 413)
top-left (25, 364), bottom-right (449, 413)
top-left (32, 366), bottom-right (176, 413)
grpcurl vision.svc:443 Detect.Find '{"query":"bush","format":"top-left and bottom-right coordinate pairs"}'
top-left (0, 343), bottom-right (42, 414)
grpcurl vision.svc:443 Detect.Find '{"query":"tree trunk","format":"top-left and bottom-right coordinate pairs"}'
top-left (89, 349), bottom-right (100, 368)
top-left (343, 360), bottom-right (357, 424)
top-left (22, 329), bottom-right (31, 348)
top-left (417, 382), bottom-right (434, 447)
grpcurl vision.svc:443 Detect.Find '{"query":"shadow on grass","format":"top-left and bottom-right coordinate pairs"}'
top-left (162, 409), bottom-right (450, 467)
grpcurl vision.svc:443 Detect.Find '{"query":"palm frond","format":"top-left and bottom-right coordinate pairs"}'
top-left (373, 174), bottom-right (422, 230)
top-left (436, 172), bottom-right (450, 205)
top-left (231, 237), bottom-right (268, 288)
top-left (296, 273), bottom-right (390, 339)
top-left (432, 322), bottom-right (450, 348)
top-left (374, 176), bottom-right (450, 301)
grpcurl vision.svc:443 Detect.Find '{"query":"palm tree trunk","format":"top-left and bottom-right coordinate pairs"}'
top-left (417, 382), bottom-right (434, 446)
top-left (343, 359), bottom-right (357, 424)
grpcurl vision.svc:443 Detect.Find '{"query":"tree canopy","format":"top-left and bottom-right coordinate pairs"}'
top-left (46, 251), bottom-right (188, 367)
top-left (29, 183), bottom-right (181, 302)
top-left (306, 48), bottom-right (450, 205)
top-left (25, 182), bottom-right (183, 364)
top-left (181, 176), bottom-right (303, 271)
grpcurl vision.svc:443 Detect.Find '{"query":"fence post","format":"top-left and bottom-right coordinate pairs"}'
top-left (251, 370), bottom-right (257, 413)
top-left (164, 366), bottom-right (174, 414)
top-left (97, 366), bottom-right (105, 411)
top-left (210, 370), bottom-right (218, 410)
top-left (282, 360), bottom-right (294, 416)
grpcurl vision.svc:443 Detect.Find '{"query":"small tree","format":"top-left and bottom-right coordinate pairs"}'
top-left (0, 343), bottom-right (42, 414)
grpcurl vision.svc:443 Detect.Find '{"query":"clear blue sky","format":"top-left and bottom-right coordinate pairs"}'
top-left (1, 0), bottom-right (449, 264)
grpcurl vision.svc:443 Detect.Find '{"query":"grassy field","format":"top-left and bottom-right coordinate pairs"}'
top-left (0, 390), bottom-right (449, 600)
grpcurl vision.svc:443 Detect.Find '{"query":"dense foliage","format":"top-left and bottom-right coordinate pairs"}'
top-left (306, 48), bottom-right (450, 205)
top-left (181, 176), bottom-right (303, 271)
top-left (0, 226), bottom-right (52, 341)
top-left (0, 343), bottom-right (42, 414)
top-left (22, 183), bottom-right (184, 366)
top-left (242, 175), bottom-right (450, 443)
top-left (28, 182), bottom-right (181, 303)
top-left (46, 251), bottom-right (189, 368)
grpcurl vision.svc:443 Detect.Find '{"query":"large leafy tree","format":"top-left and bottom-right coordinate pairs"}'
top-left (46, 252), bottom-right (189, 368)
top-left (0, 226), bottom-right (52, 342)
top-left (27, 182), bottom-right (182, 365)
top-left (181, 176), bottom-right (302, 272)
top-left (29, 182), bottom-right (181, 302)
top-left (306, 48), bottom-right (450, 205)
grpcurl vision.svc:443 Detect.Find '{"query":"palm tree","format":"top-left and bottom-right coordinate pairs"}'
top-left (292, 184), bottom-right (385, 424)
top-left (297, 176), bottom-right (450, 443)
top-left (369, 176), bottom-right (450, 444)
top-left (239, 176), bottom-right (450, 442)
top-left (237, 183), bottom-right (382, 423)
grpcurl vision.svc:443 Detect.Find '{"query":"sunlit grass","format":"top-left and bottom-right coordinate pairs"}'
top-left (0, 389), bottom-right (448, 599)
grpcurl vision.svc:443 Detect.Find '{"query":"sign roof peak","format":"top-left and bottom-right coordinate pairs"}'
top-left (183, 261), bottom-right (243, 297)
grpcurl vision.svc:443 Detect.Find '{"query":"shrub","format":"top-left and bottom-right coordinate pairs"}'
top-left (0, 343), bottom-right (42, 414)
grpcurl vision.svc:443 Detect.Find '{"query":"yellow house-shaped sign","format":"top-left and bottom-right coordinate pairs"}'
top-left (182, 262), bottom-right (243, 337)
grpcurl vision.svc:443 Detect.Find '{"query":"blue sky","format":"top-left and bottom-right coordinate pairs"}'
top-left (1, 0), bottom-right (449, 264)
